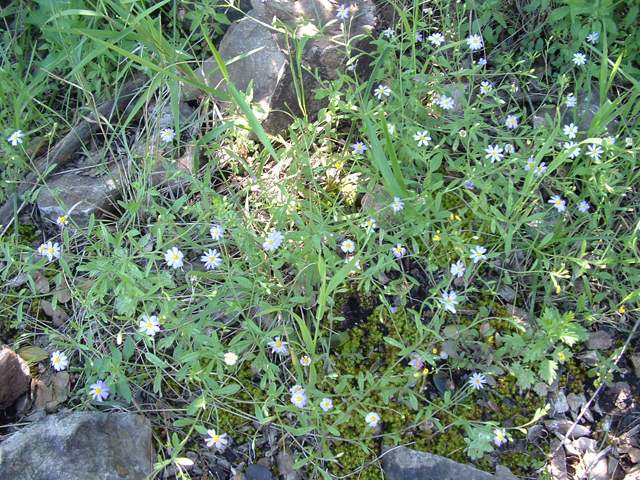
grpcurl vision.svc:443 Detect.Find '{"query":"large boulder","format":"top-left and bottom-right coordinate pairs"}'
top-left (0, 412), bottom-right (154, 480)
top-left (183, 0), bottom-right (376, 135)
top-left (382, 446), bottom-right (501, 480)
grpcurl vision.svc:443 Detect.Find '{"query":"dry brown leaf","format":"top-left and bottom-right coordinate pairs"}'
top-left (6, 272), bottom-right (30, 289)
top-left (54, 277), bottom-right (72, 303)
top-left (41, 300), bottom-right (69, 326)
top-left (33, 271), bottom-right (50, 294)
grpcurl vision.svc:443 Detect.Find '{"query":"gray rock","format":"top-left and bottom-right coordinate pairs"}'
top-left (184, 6), bottom-right (287, 107)
top-left (631, 353), bottom-right (640, 378)
top-left (532, 106), bottom-right (557, 130)
top-left (549, 391), bottom-right (570, 415)
top-left (0, 346), bottom-right (31, 410)
top-left (441, 83), bottom-right (467, 118)
top-left (544, 419), bottom-right (590, 439)
top-left (586, 330), bottom-right (612, 350)
top-left (571, 438), bottom-right (609, 480)
top-left (183, 0), bottom-right (376, 135)
top-left (275, 445), bottom-right (300, 480)
top-left (548, 439), bottom-right (568, 480)
top-left (37, 159), bottom-right (124, 226)
top-left (494, 465), bottom-right (521, 480)
top-left (245, 464), bottom-right (274, 480)
top-left (0, 412), bottom-right (154, 480)
top-left (567, 86), bottom-right (619, 134)
top-left (497, 284), bottom-right (516, 303)
top-left (382, 446), bottom-right (500, 480)
top-left (566, 392), bottom-right (586, 412)
top-left (527, 424), bottom-right (547, 442)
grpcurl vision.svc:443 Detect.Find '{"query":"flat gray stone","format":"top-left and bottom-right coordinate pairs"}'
top-left (498, 284), bottom-right (516, 303)
top-left (586, 330), bottom-right (612, 350)
top-left (549, 391), bottom-right (570, 415)
top-left (37, 160), bottom-right (124, 226)
top-left (382, 446), bottom-right (499, 480)
top-left (544, 419), bottom-right (590, 439)
top-left (494, 465), bottom-right (521, 480)
top-left (245, 464), bottom-right (274, 480)
top-left (0, 412), bottom-right (154, 480)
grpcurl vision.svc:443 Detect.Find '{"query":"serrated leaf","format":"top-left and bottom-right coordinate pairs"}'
top-left (513, 364), bottom-right (536, 390)
top-left (539, 359), bottom-right (558, 385)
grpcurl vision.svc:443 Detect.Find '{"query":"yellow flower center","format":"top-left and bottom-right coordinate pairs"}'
top-left (276, 341), bottom-right (282, 348)
top-left (95, 387), bottom-right (102, 395)
top-left (147, 322), bottom-right (153, 328)
top-left (173, 254), bottom-right (179, 260)
top-left (48, 247), bottom-right (54, 254)
top-left (213, 435), bottom-right (220, 442)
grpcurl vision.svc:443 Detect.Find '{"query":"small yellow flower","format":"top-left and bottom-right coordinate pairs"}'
top-left (557, 352), bottom-right (566, 361)
top-left (556, 285), bottom-right (561, 294)
top-left (618, 305), bottom-right (626, 314)
top-left (432, 348), bottom-right (438, 355)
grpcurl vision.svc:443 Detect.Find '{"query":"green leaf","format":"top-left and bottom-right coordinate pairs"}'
top-left (123, 337), bottom-right (135, 361)
top-left (216, 383), bottom-right (241, 396)
top-left (539, 359), bottom-right (558, 385)
top-left (548, 6), bottom-right (569, 23)
top-left (17, 345), bottom-right (50, 362)
top-left (173, 419), bottom-right (196, 427)
top-left (153, 370), bottom-right (162, 393)
top-left (513, 364), bottom-right (536, 390)
top-left (146, 352), bottom-right (168, 368)
top-left (118, 380), bottom-right (132, 404)
top-left (383, 336), bottom-right (405, 350)
top-left (187, 395), bottom-right (207, 415)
